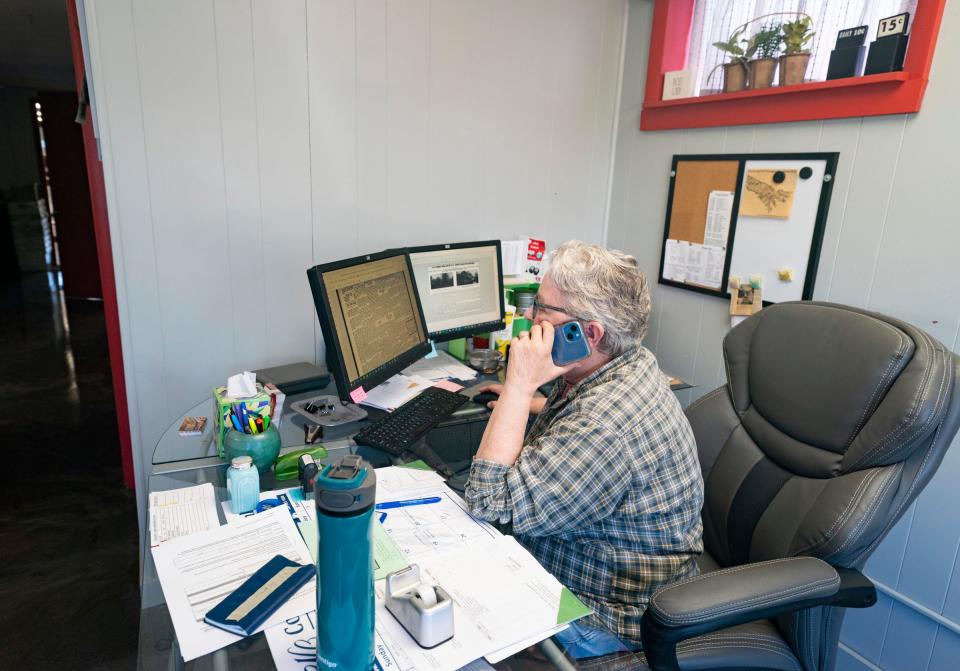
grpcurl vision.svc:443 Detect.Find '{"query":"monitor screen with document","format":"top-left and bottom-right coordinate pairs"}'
top-left (406, 240), bottom-right (505, 342)
top-left (307, 251), bottom-right (431, 402)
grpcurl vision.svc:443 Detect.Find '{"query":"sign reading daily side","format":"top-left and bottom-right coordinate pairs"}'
top-left (835, 25), bottom-right (868, 49)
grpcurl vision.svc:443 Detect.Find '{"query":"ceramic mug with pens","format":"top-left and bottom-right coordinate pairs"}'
top-left (224, 424), bottom-right (281, 474)
top-left (223, 402), bottom-right (281, 474)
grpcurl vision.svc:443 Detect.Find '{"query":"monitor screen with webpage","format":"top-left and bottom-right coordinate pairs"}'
top-left (307, 251), bottom-right (431, 402)
top-left (406, 240), bottom-right (505, 342)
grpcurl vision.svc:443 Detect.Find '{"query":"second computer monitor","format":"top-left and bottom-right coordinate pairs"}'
top-left (406, 240), bottom-right (505, 342)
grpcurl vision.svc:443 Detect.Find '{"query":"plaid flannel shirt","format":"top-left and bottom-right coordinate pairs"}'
top-left (465, 346), bottom-right (704, 642)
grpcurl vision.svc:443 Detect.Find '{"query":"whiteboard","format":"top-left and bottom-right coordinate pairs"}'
top-left (728, 158), bottom-right (831, 304)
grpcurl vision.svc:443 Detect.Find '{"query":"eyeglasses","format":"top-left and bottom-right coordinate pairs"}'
top-left (530, 297), bottom-right (589, 322)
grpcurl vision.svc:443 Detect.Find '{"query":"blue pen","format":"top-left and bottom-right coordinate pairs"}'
top-left (374, 496), bottom-right (442, 510)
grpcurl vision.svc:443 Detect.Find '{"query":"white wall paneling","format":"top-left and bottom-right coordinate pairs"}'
top-left (81, 0), bottom-right (628, 586)
top-left (611, 2), bottom-right (960, 669)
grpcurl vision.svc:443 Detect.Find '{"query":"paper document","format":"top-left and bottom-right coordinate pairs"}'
top-left (224, 483), bottom-right (410, 581)
top-left (221, 487), bottom-right (313, 525)
top-left (378, 487), bottom-right (500, 560)
top-left (740, 169), bottom-right (797, 218)
top-left (149, 483), bottom-right (220, 547)
top-left (361, 373), bottom-right (436, 411)
top-left (662, 239), bottom-right (724, 290)
top-left (500, 240), bottom-right (527, 275)
top-left (266, 536), bottom-right (587, 671)
top-left (151, 506), bottom-right (315, 661)
top-left (375, 465), bottom-right (447, 501)
top-left (704, 190), bottom-right (734, 247)
top-left (403, 350), bottom-right (478, 382)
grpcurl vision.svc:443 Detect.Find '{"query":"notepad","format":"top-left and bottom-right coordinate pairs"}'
top-left (204, 555), bottom-right (315, 637)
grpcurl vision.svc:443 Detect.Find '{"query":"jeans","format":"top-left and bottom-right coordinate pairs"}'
top-left (552, 621), bottom-right (643, 659)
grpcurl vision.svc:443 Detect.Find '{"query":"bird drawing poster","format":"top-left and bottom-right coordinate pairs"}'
top-left (740, 169), bottom-right (797, 219)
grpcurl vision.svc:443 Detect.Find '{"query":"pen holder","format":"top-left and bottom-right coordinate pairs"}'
top-left (223, 425), bottom-right (281, 475)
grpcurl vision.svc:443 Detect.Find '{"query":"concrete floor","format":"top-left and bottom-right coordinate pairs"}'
top-left (0, 273), bottom-right (140, 670)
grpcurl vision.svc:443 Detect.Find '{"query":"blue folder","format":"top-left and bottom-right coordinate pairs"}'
top-left (204, 555), bottom-right (315, 637)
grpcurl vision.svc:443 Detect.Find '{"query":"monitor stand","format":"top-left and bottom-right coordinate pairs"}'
top-left (291, 395), bottom-right (368, 427)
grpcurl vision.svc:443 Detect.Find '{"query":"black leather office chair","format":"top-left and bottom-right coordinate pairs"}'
top-left (630, 302), bottom-right (960, 671)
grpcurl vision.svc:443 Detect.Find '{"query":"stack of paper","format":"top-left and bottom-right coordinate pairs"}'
top-left (149, 483), bottom-right (220, 547)
top-left (265, 471), bottom-right (592, 671)
top-left (403, 350), bottom-right (478, 382)
top-left (151, 506), bottom-right (315, 661)
top-left (361, 373), bottom-right (436, 411)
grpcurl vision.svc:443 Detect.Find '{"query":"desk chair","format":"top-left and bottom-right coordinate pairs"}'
top-left (634, 302), bottom-right (960, 671)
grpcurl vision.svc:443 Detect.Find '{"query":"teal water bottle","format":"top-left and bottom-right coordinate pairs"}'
top-left (315, 455), bottom-right (376, 671)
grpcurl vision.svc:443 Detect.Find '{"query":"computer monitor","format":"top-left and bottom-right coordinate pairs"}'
top-left (406, 240), bottom-right (505, 342)
top-left (307, 251), bottom-right (432, 402)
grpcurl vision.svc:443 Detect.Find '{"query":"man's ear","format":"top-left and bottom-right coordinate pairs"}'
top-left (583, 321), bottom-right (605, 348)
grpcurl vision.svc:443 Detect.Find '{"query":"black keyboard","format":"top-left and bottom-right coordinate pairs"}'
top-left (353, 387), bottom-right (470, 456)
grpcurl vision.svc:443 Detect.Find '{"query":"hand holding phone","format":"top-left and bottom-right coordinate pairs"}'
top-left (552, 321), bottom-right (592, 366)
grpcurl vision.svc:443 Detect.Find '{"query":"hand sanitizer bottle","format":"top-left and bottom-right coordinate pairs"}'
top-left (227, 456), bottom-right (259, 514)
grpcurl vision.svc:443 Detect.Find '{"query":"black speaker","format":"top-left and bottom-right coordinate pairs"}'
top-left (864, 34), bottom-right (909, 75)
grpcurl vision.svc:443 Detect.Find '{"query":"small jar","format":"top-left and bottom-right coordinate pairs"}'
top-left (227, 455), bottom-right (260, 514)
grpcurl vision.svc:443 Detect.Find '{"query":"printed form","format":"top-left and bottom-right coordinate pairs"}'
top-left (151, 506), bottom-right (314, 661)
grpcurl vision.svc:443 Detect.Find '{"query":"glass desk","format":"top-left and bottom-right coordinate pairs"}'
top-left (140, 441), bottom-right (583, 671)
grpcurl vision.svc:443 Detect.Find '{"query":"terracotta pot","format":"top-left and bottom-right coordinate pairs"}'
top-left (748, 58), bottom-right (777, 90)
top-left (722, 62), bottom-right (747, 93)
top-left (779, 53), bottom-right (811, 86)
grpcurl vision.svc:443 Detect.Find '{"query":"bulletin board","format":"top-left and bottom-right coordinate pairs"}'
top-left (658, 153), bottom-right (838, 303)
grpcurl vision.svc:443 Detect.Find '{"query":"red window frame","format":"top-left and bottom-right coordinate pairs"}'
top-left (640, 0), bottom-right (948, 131)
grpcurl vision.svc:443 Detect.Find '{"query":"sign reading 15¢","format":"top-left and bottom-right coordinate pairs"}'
top-left (878, 12), bottom-right (910, 38)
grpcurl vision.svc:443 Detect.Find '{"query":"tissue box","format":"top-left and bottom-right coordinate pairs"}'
top-left (213, 385), bottom-right (273, 458)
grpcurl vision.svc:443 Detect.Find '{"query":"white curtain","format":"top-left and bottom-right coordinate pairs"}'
top-left (687, 0), bottom-right (918, 94)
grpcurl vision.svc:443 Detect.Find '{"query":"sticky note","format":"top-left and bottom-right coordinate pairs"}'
top-left (777, 268), bottom-right (794, 282)
top-left (349, 386), bottom-right (368, 404)
top-left (749, 275), bottom-right (763, 289)
top-left (433, 379), bottom-right (464, 393)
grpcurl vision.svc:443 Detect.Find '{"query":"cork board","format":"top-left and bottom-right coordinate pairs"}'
top-left (666, 160), bottom-right (740, 244)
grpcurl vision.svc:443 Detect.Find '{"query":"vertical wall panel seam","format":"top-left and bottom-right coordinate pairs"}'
top-left (690, 301), bottom-right (703, 385)
top-left (584, 0), bottom-right (608, 239)
top-left (938, 535), bottom-right (960, 613)
top-left (210, 1), bottom-right (239, 367)
top-left (951, 320), bottom-right (960, 352)
top-left (303, 0), bottom-right (316, 362)
top-left (601, 0), bottom-right (629, 247)
top-left (353, 0), bottom-right (360, 250)
top-left (823, 117), bottom-right (863, 301)
top-left (384, 0), bottom-right (390, 238)
top-left (924, 626), bottom-right (941, 671)
top-left (248, 0), bottom-right (267, 361)
top-left (864, 115), bottom-right (908, 309)
top-left (894, 503), bottom-right (919, 588)
top-left (127, 0), bottom-right (171, 426)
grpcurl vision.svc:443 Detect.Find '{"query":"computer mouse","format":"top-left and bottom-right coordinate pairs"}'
top-left (472, 391), bottom-right (500, 407)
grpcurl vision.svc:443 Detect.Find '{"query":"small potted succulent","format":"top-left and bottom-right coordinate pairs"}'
top-left (744, 24), bottom-right (783, 89)
top-left (780, 15), bottom-right (815, 86)
top-left (711, 27), bottom-right (749, 93)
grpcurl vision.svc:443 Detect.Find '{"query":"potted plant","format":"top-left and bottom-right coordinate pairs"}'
top-left (744, 24), bottom-right (783, 89)
top-left (780, 15), bottom-right (815, 86)
top-left (710, 27), bottom-right (748, 93)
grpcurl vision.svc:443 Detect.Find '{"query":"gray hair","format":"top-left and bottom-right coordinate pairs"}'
top-left (545, 240), bottom-right (652, 357)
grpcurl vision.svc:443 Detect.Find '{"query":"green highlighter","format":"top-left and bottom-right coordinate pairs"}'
top-left (274, 445), bottom-right (328, 480)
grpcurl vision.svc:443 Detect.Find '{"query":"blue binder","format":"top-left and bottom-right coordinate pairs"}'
top-left (204, 555), bottom-right (315, 637)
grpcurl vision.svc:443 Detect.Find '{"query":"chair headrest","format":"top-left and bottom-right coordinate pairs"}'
top-left (723, 302), bottom-right (954, 476)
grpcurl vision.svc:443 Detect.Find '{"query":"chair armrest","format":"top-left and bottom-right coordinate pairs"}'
top-left (641, 557), bottom-right (876, 671)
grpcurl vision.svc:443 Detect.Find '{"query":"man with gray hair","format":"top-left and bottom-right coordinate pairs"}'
top-left (465, 240), bottom-right (703, 657)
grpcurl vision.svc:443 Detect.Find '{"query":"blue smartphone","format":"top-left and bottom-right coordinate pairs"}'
top-left (552, 321), bottom-right (592, 366)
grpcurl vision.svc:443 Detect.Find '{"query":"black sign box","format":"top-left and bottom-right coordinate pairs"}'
top-left (835, 25), bottom-right (868, 49)
top-left (864, 33), bottom-right (909, 75)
